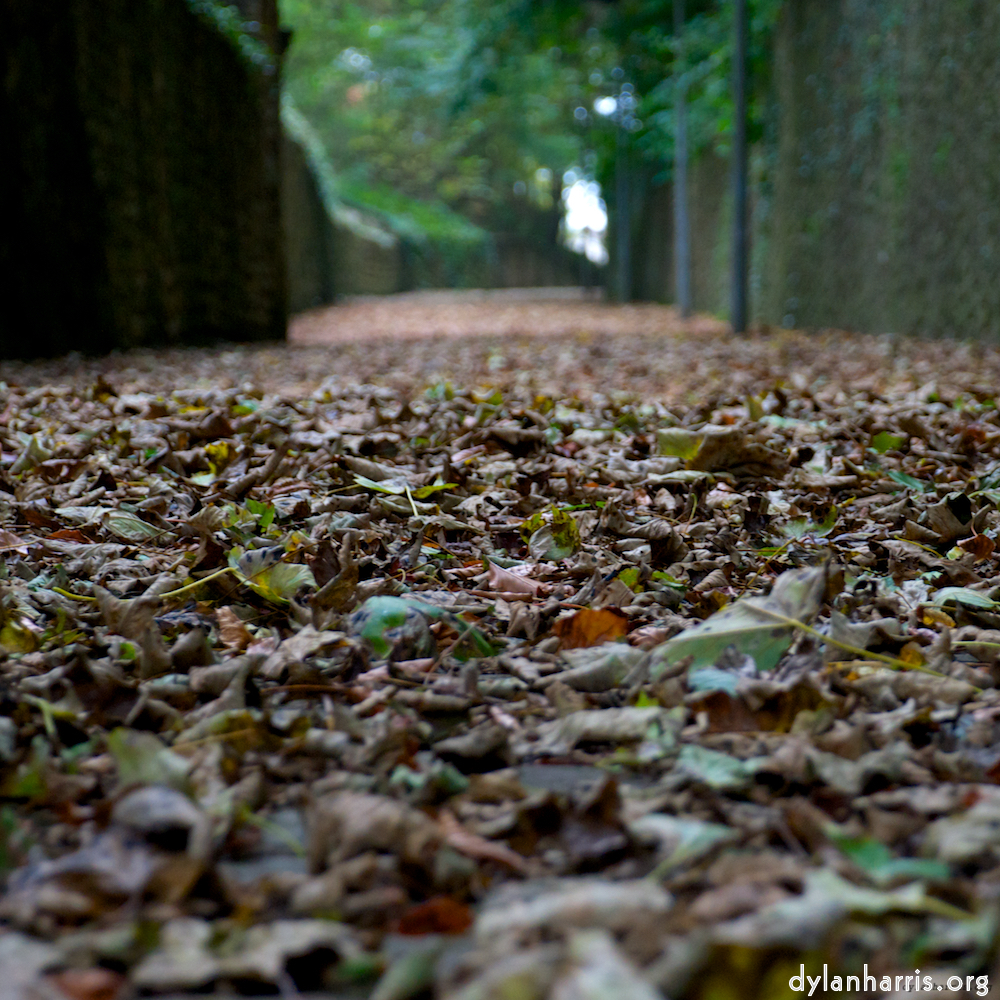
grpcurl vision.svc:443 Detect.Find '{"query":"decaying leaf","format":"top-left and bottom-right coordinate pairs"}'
top-left (5, 300), bottom-right (1000, 997)
top-left (649, 565), bottom-right (827, 677)
top-left (553, 607), bottom-right (629, 650)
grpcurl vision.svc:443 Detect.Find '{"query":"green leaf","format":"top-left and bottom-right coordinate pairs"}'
top-left (887, 469), bottom-right (930, 491)
top-left (650, 564), bottom-right (827, 676)
top-left (411, 480), bottom-right (459, 499)
top-left (827, 828), bottom-right (950, 887)
top-left (370, 938), bottom-right (444, 1000)
top-left (247, 562), bottom-right (316, 605)
top-left (656, 427), bottom-right (704, 461)
top-left (245, 498), bottom-right (276, 529)
top-left (357, 596), bottom-right (415, 658)
top-left (687, 667), bottom-right (741, 695)
top-left (353, 474), bottom-right (456, 502)
top-left (425, 381), bottom-right (454, 402)
top-left (107, 728), bottom-right (192, 791)
top-left (0, 617), bottom-right (38, 654)
top-left (231, 544), bottom-right (284, 579)
top-left (780, 505), bottom-right (838, 540)
top-left (871, 431), bottom-right (907, 454)
top-left (930, 586), bottom-right (998, 609)
top-left (103, 509), bottom-right (171, 543)
top-left (676, 744), bottom-right (760, 791)
top-left (639, 814), bottom-right (737, 877)
top-left (0, 805), bottom-right (22, 874)
top-left (0, 736), bottom-right (49, 800)
top-left (231, 398), bottom-right (259, 416)
top-left (526, 506), bottom-right (581, 561)
top-left (356, 595), bottom-right (495, 660)
top-left (353, 474), bottom-right (409, 495)
top-left (229, 546), bottom-right (315, 605)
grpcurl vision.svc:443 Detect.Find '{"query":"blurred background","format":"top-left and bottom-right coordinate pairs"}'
top-left (3, 0), bottom-right (998, 358)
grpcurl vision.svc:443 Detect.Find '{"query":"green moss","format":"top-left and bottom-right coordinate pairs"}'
top-left (184, 0), bottom-right (275, 71)
top-left (760, 0), bottom-right (1000, 338)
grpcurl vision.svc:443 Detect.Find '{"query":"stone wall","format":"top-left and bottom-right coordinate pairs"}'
top-left (1, 0), bottom-right (285, 359)
top-left (282, 132), bottom-right (335, 313)
top-left (625, 0), bottom-right (1000, 336)
top-left (280, 120), bottom-right (582, 308)
top-left (760, 0), bottom-right (1000, 336)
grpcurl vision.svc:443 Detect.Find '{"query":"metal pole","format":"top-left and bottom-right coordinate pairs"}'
top-left (731, 0), bottom-right (749, 333)
top-left (616, 124), bottom-right (631, 302)
top-left (673, 0), bottom-right (691, 317)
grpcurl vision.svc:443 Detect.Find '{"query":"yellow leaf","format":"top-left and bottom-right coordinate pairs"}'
top-left (0, 620), bottom-right (38, 653)
top-left (921, 607), bottom-right (955, 628)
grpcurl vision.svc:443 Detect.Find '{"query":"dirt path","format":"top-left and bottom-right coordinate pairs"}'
top-left (288, 287), bottom-right (726, 344)
top-left (0, 288), bottom-right (992, 411)
top-left (5, 288), bottom-right (1000, 998)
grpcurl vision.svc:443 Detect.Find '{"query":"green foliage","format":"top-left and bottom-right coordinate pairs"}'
top-left (598, 0), bottom-right (783, 179)
top-left (280, 0), bottom-right (784, 268)
top-left (280, 0), bottom-right (610, 243)
top-left (185, 0), bottom-right (277, 70)
top-left (826, 827), bottom-right (950, 887)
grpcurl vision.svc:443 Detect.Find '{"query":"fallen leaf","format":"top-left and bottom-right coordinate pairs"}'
top-left (553, 607), bottom-right (629, 649)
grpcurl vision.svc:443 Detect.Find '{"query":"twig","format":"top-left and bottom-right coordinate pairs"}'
top-left (752, 606), bottom-right (972, 687)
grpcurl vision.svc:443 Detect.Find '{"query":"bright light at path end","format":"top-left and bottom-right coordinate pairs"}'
top-left (563, 177), bottom-right (608, 265)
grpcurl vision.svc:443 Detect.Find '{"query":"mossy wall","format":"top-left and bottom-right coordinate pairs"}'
top-left (282, 132), bottom-right (336, 312)
top-left (761, 0), bottom-right (1000, 336)
top-left (631, 153), bottom-right (731, 315)
top-left (1, 0), bottom-right (285, 359)
top-left (281, 131), bottom-right (406, 305)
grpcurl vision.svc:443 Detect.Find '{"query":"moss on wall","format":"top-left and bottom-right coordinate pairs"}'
top-left (282, 132), bottom-right (335, 312)
top-left (761, 0), bottom-right (1000, 336)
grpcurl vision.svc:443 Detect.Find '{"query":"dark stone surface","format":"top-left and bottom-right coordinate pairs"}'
top-left (0, 0), bottom-right (286, 359)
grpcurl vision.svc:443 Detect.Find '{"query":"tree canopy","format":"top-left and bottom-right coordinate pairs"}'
top-left (279, 0), bottom-right (782, 266)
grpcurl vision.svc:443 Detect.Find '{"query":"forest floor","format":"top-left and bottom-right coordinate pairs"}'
top-left (2, 292), bottom-right (1000, 998)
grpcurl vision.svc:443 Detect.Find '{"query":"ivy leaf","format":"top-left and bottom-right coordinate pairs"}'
top-left (826, 828), bottom-right (950, 887)
top-left (650, 564), bottom-right (827, 676)
top-left (930, 586), bottom-right (998, 610)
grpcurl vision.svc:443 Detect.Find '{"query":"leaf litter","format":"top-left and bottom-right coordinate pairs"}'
top-left (3, 306), bottom-right (1000, 996)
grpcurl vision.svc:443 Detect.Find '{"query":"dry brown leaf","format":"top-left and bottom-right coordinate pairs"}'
top-left (438, 808), bottom-right (529, 873)
top-left (215, 605), bottom-right (253, 650)
top-left (553, 607), bottom-right (630, 649)
top-left (486, 560), bottom-right (546, 596)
